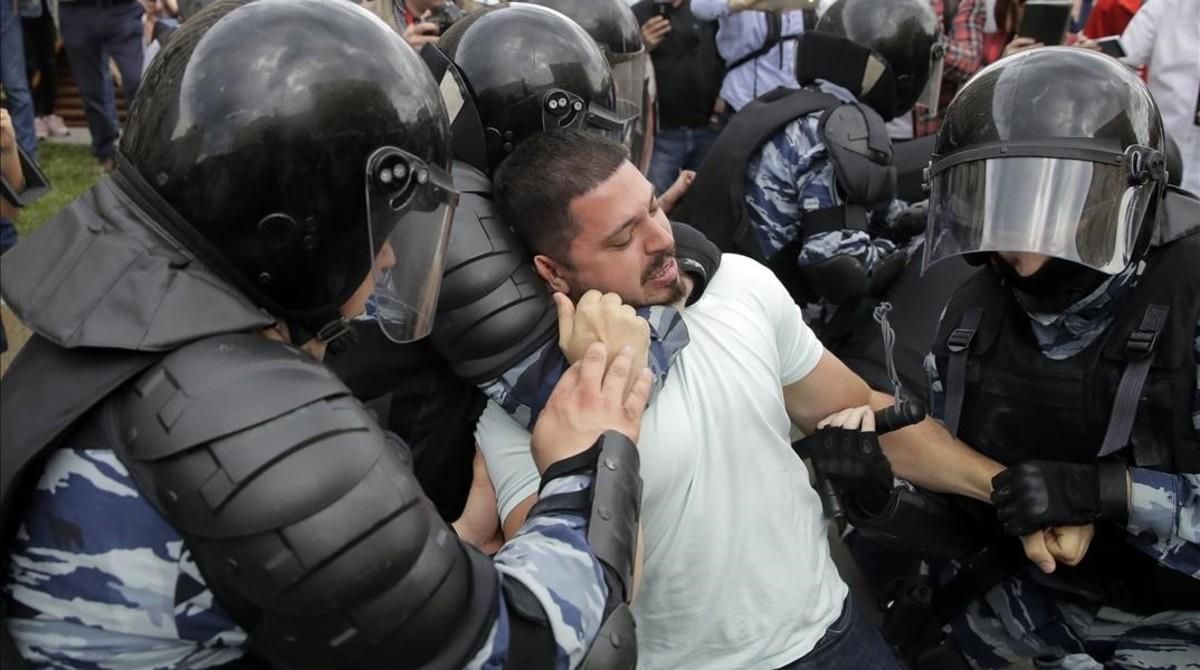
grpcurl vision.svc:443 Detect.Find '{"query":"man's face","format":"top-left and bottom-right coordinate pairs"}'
top-left (996, 251), bottom-right (1051, 277)
top-left (536, 161), bottom-right (684, 307)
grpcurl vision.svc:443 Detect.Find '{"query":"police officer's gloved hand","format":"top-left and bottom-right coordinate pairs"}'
top-left (805, 425), bottom-right (895, 514)
top-left (991, 460), bottom-right (1129, 537)
top-left (877, 201), bottom-right (928, 244)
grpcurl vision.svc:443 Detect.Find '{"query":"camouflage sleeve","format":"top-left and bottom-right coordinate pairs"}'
top-left (478, 305), bottom-right (689, 430)
top-left (745, 116), bottom-right (837, 256)
top-left (1122, 322), bottom-right (1200, 576)
top-left (1125, 470), bottom-right (1200, 578)
top-left (465, 475), bottom-right (608, 669)
top-left (744, 117), bottom-right (899, 272)
top-left (4, 448), bottom-right (247, 669)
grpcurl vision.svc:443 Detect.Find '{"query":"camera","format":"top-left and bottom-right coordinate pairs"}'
top-left (653, 0), bottom-right (674, 17)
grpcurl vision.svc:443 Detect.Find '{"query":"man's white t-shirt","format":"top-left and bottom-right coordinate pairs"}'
top-left (476, 255), bottom-right (848, 670)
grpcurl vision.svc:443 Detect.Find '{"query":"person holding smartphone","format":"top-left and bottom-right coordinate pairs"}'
top-left (631, 0), bottom-right (725, 196)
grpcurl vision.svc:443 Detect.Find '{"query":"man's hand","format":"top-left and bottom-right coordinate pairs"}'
top-left (0, 108), bottom-right (17, 156)
top-left (641, 15), bottom-right (672, 52)
top-left (1004, 36), bottom-right (1043, 57)
top-left (991, 460), bottom-right (1128, 536)
top-left (452, 450), bottom-right (505, 554)
top-left (806, 405), bottom-right (895, 507)
top-left (659, 169), bottom-right (695, 215)
top-left (531, 342), bottom-right (653, 473)
top-left (554, 290), bottom-right (650, 397)
top-left (403, 19), bottom-right (441, 48)
top-left (1020, 524), bottom-right (1096, 574)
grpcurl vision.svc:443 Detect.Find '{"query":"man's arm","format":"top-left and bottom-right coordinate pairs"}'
top-left (1118, 0), bottom-right (1163, 67)
top-left (690, 0), bottom-right (733, 19)
top-left (782, 352), bottom-right (1003, 501)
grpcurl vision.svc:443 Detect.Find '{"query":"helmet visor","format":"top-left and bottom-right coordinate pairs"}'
top-left (915, 44), bottom-right (945, 113)
top-left (923, 156), bottom-right (1156, 274)
top-left (608, 52), bottom-right (647, 153)
top-left (366, 147), bottom-right (458, 343)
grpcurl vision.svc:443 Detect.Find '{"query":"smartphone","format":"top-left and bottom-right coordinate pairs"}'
top-left (1096, 35), bottom-right (1126, 58)
top-left (1018, 0), bottom-right (1073, 47)
top-left (0, 144), bottom-right (52, 208)
top-left (653, 0), bottom-right (673, 17)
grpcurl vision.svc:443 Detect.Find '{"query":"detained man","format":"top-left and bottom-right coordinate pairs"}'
top-left (474, 129), bottom-right (1039, 669)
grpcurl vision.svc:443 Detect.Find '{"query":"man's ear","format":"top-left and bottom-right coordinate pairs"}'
top-left (533, 254), bottom-right (571, 295)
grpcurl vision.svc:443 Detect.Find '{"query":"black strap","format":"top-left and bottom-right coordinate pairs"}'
top-left (1097, 304), bottom-right (1170, 459)
top-left (801, 204), bottom-right (869, 238)
top-left (502, 580), bottom-right (557, 670)
top-left (726, 10), bottom-right (814, 73)
top-left (943, 309), bottom-right (981, 437)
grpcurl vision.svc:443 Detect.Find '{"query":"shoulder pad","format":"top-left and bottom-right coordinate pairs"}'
top-left (819, 102), bottom-right (897, 208)
top-left (671, 222), bottom-right (722, 305)
top-left (433, 189), bottom-right (556, 383)
top-left (115, 333), bottom-right (405, 538)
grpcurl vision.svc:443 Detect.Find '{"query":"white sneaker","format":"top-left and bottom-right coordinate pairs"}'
top-left (46, 115), bottom-right (70, 138)
top-left (34, 117), bottom-right (48, 141)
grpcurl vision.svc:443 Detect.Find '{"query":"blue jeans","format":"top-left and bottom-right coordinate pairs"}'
top-left (647, 125), bottom-right (720, 196)
top-left (59, 2), bottom-right (144, 161)
top-left (776, 596), bottom-right (903, 670)
top-left (1, 0), bottom-right (38, 161)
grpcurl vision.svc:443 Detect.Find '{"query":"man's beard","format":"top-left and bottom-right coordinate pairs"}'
top-left (640, 250), bottom-right (686, 307)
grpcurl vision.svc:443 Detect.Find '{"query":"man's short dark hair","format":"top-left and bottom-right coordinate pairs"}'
top-left (493, 129), bottom-right (628, 262)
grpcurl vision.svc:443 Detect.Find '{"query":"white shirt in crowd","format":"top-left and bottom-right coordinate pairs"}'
top-left (476, 255), bottom-right (847, 670)
top-left (1120, 0), bottom-right (1200, 195)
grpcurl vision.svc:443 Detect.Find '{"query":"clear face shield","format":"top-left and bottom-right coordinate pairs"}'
top-left (608, 51), bottom-right (648, 155)
top-left (915, 42), bottom-right (945, 113)
top-left (923, 144), bottom-right (1163, 275)
top-left (365, 146), bottom-right (459, 343)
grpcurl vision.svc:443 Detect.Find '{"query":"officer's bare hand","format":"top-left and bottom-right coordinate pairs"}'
top-left (641, 15), bottom-right (672, 52)
top-left (660, 169), bottom-right (695, 215)
top-left (403, 20), bottom-right (440, 48)
top-left (555, 291), bottom-right (650, 398)
top-left (1020, 523), bottom-right (1096, 574)
top-left (531, 342), bottom-right (652, 473)
top-left (452, 450), bottom-right (504, 555)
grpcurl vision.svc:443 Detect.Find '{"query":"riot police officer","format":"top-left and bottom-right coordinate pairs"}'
top-left (515, 0), bottom-right (651, 169)
top-left (918, 47), bottom-right (1199, 668)
top-left (674, 0), bottom-right (942, 327)
top-left (0, 1), bottom-right (649, 668)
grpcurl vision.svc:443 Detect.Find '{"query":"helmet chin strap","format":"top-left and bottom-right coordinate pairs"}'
top-left (285, 312), bottom-right (353, 349)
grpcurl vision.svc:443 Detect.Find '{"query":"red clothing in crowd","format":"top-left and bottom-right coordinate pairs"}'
top-left (1083, 0), bottom-right (1141, 37)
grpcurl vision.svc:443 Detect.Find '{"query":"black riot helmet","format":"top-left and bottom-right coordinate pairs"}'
top-left (924, 47), bottom-right (1167, 277)
top-left (120, 0), bottom-right (457, 345)
top-left (439, 4), bottom-right (629, 173)
top-left (515, 0), bottom-right (648, 161)
top-left (797, 0), bottom-right (943, 120)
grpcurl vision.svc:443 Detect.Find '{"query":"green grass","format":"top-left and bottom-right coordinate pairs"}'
top-left (15, 143), bottom-right (102, 237)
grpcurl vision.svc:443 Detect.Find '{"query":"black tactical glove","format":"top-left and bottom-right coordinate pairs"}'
top-left (801, 425), bottom-right (895, 514)
top-left (991, 460), bottom-right (1129, 536)
top-left (874, 201), bottom-right (927, 244)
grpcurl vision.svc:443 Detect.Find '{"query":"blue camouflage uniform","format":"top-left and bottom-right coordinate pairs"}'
top-left (743, 80), bottom-right (906, 323)
top-left (922, 262), bottom-right (1200, 669)
top-left (6, 298), bottom-right (694, 669)
top-left (6, 451), bottom-right (610, 670)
